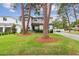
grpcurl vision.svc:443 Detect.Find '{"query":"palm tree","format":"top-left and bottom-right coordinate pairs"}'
top-left (43, 3), bottom-right (52, 37)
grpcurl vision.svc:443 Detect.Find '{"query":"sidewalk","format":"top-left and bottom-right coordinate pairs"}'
top-left (54, 32), bottom-right (79, 41)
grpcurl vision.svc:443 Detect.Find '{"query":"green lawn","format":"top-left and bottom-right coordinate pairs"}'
top-left (70, 31), bottom-right (79, 35)
top-left (0, 33), bottom-right (79, 55)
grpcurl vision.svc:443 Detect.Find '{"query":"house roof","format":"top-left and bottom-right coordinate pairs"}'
top-left (0, 16), bottom-right (17, 20)
top-left (20, 16), bottom-right (53, 21)
top-left (31, 16), bottom-right (53, 19)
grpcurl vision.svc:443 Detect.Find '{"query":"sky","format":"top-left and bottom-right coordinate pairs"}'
top-left (0, 4), bottom-right (21, 19)
top-left (0, 3), bottom-right (58, 20)
top-left (0, 3), bottom-right (77, 23)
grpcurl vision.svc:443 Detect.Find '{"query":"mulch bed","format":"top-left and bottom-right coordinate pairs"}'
top-left (37, 37), bottom-right (58, 43)
top-left (17, 33), bottom-right (32, 36)
top-left (16, 33), bottom-right (32, 42)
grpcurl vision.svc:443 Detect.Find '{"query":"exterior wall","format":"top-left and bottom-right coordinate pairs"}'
top-left (39, 25), bottom-right (43, 30)
top-left (31, 17), bottom-right (53, 32)
top-left (34, 25), bottom-right (53, 31)
top-left (32, 18), bottom-right (43, 24)
top-left (0, 16), bottom-right (16, 23)
top-left (16, 24), bottom-right (21, 33)
top-left (32, 17), bottom-right (53, 24)
top-left (0, 16), bottom-right (21, 33)
top-left (20, 16), bottom-right (32, 31)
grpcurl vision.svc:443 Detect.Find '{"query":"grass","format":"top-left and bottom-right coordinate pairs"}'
top-left (70, 31), bottom-right (79, 35)
top-left (0, 33), bottom-right (79, 55)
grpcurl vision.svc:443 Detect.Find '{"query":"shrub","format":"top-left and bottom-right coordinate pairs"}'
top-left (11, 24), bottom-right (16, 34)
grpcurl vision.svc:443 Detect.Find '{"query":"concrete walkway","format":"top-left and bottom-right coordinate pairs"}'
top-left (54, 32), bottom-right (79, 41)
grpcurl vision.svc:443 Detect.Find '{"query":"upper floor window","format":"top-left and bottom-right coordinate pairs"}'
top-left (34, 19), bottom-right (37, 21)
top-left (3, 17), bottom-right (7, 21)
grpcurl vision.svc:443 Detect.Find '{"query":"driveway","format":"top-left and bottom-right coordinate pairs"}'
top-left (54, 32), bottom-right (79, 41)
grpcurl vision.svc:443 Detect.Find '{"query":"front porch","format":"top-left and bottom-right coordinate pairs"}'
top-left (31, 23), bottom-right (53, 33)
top-left (0, 26), bottom-right (12, 33)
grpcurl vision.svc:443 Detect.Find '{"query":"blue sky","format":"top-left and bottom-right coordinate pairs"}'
top-left (0, 3), bottom-right (58, 20)
top-left (0, 3), bottom-right (77, 22)
top-left (0, 4), bottom-right (21, 19)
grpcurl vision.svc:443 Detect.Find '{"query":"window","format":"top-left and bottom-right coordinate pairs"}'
top-left (34, 19), bottom-right (37, 21)
top-left (3, 17), bottom-right (7, 21)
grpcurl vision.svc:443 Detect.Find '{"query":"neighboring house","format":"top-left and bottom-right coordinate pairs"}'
top-left (0, 16), bottom-right (21, 33)
top-left (19, 16), bottom-right (32, 31)
top-left (20, 16), bottom-right (53, 32)
top-left (31, 16), bottom-right (53, 32)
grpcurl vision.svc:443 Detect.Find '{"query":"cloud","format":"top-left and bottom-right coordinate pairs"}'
top-left (3, 3), bottom-right (11, 9)
top-left (9, 9), bottom-right (15, 12)
top-left (2, 3), bottom-right (16, 12)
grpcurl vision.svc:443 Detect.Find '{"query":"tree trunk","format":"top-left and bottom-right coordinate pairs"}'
top-left (25, 4), bottom-right (31, 32)
top-left (72, 4), bottom-right (77, 25)
top-left (65, 9), bottom-right (71, 32)
top-left (21, 3), bottom-right (25, 34)
top-left (43, 3), bottom-right (52, 38)
top-left (62, 17), bottom-right (65, 30)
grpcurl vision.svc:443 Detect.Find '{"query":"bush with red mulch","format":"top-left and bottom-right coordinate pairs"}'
top-left (17, 33), bottom-right (32, 36)
top-left (37, 37), bottom-right (58, 43)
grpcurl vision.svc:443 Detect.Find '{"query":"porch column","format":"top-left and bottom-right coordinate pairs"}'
top-left (3, 27), bottom-right (5, 32)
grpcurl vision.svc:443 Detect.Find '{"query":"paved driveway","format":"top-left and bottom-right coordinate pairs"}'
top-left (54, 32), bottom-right (79, 41)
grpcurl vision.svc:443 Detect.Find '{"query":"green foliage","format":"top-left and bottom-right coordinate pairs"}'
top-left (58, 4), bottom-right (71, 29)
top-left (53, 19), bottom-right (63, 29)
top-left (31, 3), bottom-right (41, 16)
top-left (62, 16), bottom-right (69, 30)
top-left (0, 32), bottom-right (13, 36)
top-left (11, 24), bottom-right (16, 34)
top-left (71, 20), bottom-right (79, 27)
top-left (34, 9), bottom-right (40, 16)
top-left (71, 22), bottom-right (76, 27)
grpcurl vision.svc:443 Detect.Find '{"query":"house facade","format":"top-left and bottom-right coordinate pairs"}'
top-left (31, 16), bottom-right (53, 32)
top-left (0, 16), bottom-right (21, 33)
top-left (20, 16), bottom-right (53, 32)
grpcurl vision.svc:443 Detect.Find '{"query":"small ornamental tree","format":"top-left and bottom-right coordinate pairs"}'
top-left (11, 24), bottom-right (16, 34)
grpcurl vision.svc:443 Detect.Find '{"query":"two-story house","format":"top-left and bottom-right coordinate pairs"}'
top-left (31, 16), bottom-right (53, 32)
top-left (0, 16), bottom-right (21, 33)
